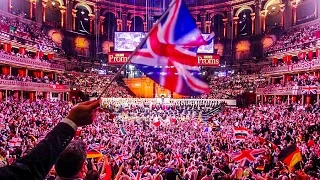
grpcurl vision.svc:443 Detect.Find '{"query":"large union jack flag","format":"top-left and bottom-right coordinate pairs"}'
top-left (229, 149), bottom-right (266, 167)
top-left (131, 0), bottom-right (212, 96)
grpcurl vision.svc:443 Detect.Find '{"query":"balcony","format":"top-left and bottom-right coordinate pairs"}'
top-left (0, 53), bottom-right (64, 71)
top-left (261, 59), bottom-right (320, 75)
top-left (0, 79), bottom-right (69, 92)
top-left (256, 85), bottom-right (319, 95)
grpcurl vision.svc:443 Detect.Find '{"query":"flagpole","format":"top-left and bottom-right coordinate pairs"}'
top-left (98, 0), bottom-right (177, 99)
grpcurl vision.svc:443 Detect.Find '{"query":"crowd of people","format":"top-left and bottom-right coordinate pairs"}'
top-left (267, 22), bottom-right (320, 54)
top-left (0, 98), bottom-right (319, 180)
top-left (0, 15), bottom-right (58, 52)
top-left (199, 75), bottom-right (266, 99)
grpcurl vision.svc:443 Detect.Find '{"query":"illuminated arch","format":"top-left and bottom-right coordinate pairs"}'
top-left (102, 10), bottom-right (118, 19)
top-left (264, 0), bottom-right (282, 10)
top-left (235, 6), bottom-right (253, 17)
top-left (56, 0), bottom-right (64, 6)
top-left (130, 14), bottom-right (145, 21)
top-left (74, 3), bottom-right (93, 14)
top-left (210, 12), bottom-right (225, 19)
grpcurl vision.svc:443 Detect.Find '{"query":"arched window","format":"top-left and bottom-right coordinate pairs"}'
top-left (211, 14), bottom-right (224, 38)
top-left (76, 6), bottom-right (90, 34)
top-left (131, 16), bottom-right (144, 32)
top-left (238, 9), bottom-right (252, 36)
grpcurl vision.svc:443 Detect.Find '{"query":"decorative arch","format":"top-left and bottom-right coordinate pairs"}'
top-left (102, 10), bottom-right (118, 19)
top-left (210, 12), bottom-right (225, 19)
top-left (264, 0), bottom-right (282, 10)
top-left (235, 5), bottom-right (253, 17)
top-left (130, 14), bottom-right (145, 21)
top-left (74, 3), bottom-right (93, 14)
top-left (56, 0), bottom-right (64, 6)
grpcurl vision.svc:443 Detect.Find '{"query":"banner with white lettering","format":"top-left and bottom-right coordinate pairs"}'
top-left (107, 52), bottom-right (220, 67)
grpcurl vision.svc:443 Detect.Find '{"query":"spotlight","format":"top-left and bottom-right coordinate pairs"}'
top-left (51, 1), bottom-right (55, 6)
top-left (81, 10), bottom-right (85, 15)
top-left (272, 6), bottom-right (276, 10)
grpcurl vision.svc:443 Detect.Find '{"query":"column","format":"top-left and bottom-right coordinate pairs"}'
top-left (284, 0), bottom-right (293, 29)
top-left (233, 17), bottom-right (239, 37)
top-left (88, 14), bottom-right (95, 34)
top-left (122, 13), bottom-right (128, 31)
top-left (72, 9), bottom-right (77, 31)
top-left (65, 0), bottom-right (73, 31)
top-left (317, 94), bottom-right (319, 103)
top-left (42, 0), bottom-right (47, 22)
top-left (200, 11), bottom-right (207, 33)
top-left (302, 95), bottom-right (304, 104)
top-left (317, 0), bottom-right (320, 20)
top-left (196, 22), bottom-right (201, 29)
top-left (206, 21), bottom-right (211, 33)
top-left (9, 67), bottom-right (12, 75)
top-left (274, 95), bottom-right (276, 105)
top-left (143, 22), bottom-right (147, 32)
top-left (288, 95), bottom-right (290, 104)
top-left (222, 18), bottom-right (228, 38)
top-left (250, 13), bottom-right (255, 35)
top-left (35, 0), bottom-right (43, 23)
top-left (126, 20), bottom-right (132, 31)
top-left (117, 19), bottom-right (123, 31)
top-left (280, 4), bottom-right (285, 27)
top-left (254, 0), bottom-right (261, 35)
top-left (100, 16), bottom-right (105, 34)
top-left (261, 10), bottom-right (268, 33)
top-left (292, 1), bottom-right (298, 25)
top-left (0, 0), bottom-right (9, 12)
top-left (29, 0), bottom-right (34, 19)
top-left (5, 90), bottom-right (8, 102)
top-left (59, 6), bottom-right (66, 28)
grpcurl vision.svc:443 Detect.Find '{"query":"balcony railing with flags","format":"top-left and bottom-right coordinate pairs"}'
top-left (0, 53), bottom-right (64, 72)
top-left (256, 85), bottom-right (319, 95)
top-left (261, 59), bottom-right (320, 75)
top-left (0, 79), bottom-right (69, 92)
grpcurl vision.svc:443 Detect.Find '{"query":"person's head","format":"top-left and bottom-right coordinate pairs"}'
top-left (84, 170), bottom-right (100, 180)
top-left (55, 140), bottom-right (87, 179)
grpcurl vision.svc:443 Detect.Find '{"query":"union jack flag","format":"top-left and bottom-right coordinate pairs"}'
top-left (129, 171), bottom-right (150, 180)
top-left (173, 152), bottom-right (184, 165)
top-left (292, 85), bottom-right (299, 95)
top-left (302, 86), bottom-right (317, 94)
top-left (131, 0), bottom-right (212, 96)
top-left (114, 154), bottom-right (129, 165)
top-left (229, 149), bottom-right (266, 167)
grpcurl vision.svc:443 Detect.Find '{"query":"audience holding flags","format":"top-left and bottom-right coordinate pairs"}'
top-left (0, 97), bottom-right (319, 179)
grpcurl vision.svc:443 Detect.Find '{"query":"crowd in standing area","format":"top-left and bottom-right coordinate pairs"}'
top-left (0, 98), bottom-right (319, 180)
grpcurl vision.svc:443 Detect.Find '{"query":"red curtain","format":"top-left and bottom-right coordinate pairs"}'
top-left (33, 71), bottom-right (41, 78)
top-left (29, 92), bottom-right (36, 101)
top-left (35, 51), bottom-right (44, 59)
top-left (298, 52), bottom-right (306, 60)
top-left (272, 58), bottom-right (278, 65)
top-left (316, 49), bottom-right (320, 58)
top-left (308, 51), bottom-right (313, 60)
top-left (283, 55), bottom-right (292, 65)
top-left (19, 47), bottom-right (26, 55)
top-left (4, 43), bottom-right (11, 53)
top-left (2, 66), bottom-right (10, 75)
top-left (18, 69), bottom-right (26, 77)
top-left (47, 54), bottom-right (54, 60)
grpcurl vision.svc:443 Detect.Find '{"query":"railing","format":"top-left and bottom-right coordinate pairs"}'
top-left (0, 79), bottom-right (69, 92)
top-left (0, 53), bottom-right (65, 71)
top-left (256, 85), bottom-right (319, 95)
top-left (261, 59), bottom-right (320, 75)
top-left (101, 98), bottom-right (237, 106)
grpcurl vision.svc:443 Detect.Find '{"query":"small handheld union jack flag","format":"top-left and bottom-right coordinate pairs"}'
top-left (173, 152), bottom-right (184, 165)
top-left (131, 0), bottom-right (212, 96)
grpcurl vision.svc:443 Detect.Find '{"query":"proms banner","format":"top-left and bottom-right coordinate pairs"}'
top-left (108, 52), bottom-right (220, 66)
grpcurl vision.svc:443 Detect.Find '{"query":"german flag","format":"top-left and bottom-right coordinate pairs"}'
top-left (87, 149), bottom-right (103, 161)
top-left (278, 144), bottom-right (302, 171)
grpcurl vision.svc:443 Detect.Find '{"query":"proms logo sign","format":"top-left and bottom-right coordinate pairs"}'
top-left (197, 54), bottom-right (220, 67)
top-left (108, 52), bottom-right (130, 65)
top-left (107, 52), bottom-right (220, 66)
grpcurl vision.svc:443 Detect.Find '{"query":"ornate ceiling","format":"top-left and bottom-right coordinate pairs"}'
top-left (101, 0), bottom-right (232, 8)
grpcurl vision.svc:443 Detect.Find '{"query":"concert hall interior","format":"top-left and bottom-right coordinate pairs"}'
top-left (0, 0), bottom-right (320, 179)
